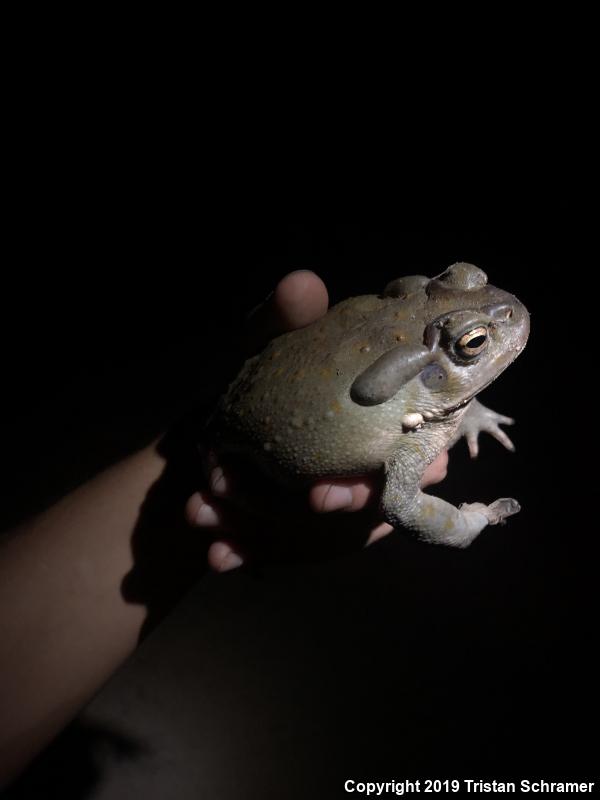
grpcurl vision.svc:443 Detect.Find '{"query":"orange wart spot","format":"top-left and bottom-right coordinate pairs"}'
top-left (319, 367), bottom-right (333, 379)
top-left (330, 399), bottom-right (342, 414)
top-left (394, 331), bottom-right (405, 342)
top-left (272, 350), bottom-right (281, 358)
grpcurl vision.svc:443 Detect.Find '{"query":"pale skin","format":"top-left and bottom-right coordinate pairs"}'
top-left (0, 270), bottom-right (446, 787)
top-left (0, 447), bottom-right (163, 786)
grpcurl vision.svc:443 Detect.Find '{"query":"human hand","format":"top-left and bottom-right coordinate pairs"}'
top-left (185, 270), bottom-right (449, 571)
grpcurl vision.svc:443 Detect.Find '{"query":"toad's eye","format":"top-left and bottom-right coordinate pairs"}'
top-left (456, 326), bottom-right (488, 357)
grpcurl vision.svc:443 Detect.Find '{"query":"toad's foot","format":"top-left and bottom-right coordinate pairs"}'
top-left (460, 498), bottom-right (521, 525)
top-left (383, 456), bottom-right (521, 548)
top-left (455, 398), bottom-right (515, 458)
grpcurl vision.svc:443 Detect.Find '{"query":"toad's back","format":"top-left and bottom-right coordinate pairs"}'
top-left (207, 293), bottom-right (424, 481)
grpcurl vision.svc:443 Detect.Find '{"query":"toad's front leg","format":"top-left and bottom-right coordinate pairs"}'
top-left (449, 398), bottom-right (516, 458)
top-left (382, 453), bottom-right (520, 548)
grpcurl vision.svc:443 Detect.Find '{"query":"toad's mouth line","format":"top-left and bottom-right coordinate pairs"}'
top-left (438, 395), bottom-right (474, 417)
top-left (429, 362), bottom-right (514, 420)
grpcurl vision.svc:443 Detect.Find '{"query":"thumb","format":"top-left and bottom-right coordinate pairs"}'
top-left (245, 270), bottom-right (329, 353)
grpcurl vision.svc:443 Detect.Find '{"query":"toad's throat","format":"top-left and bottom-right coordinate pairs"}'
top-left (430, 359), bottom-right (515, 421)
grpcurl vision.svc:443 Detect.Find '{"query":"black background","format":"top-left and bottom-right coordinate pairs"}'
top-left (2, 223), bottom-right (597, 797)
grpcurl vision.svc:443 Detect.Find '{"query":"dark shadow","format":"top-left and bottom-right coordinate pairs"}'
top-left (121, 409), bottom-right (214, 641)
top-left (2, 409), bottom-right (215, 798)
top-left (3, 720), bottom-right (149, 800)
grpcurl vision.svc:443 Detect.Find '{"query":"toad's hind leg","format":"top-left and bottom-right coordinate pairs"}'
top-left (382, 455), bottom-right (520, 548)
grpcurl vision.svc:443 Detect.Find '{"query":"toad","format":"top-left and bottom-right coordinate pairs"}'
top-left (208, 263), bottom-right (529, 547)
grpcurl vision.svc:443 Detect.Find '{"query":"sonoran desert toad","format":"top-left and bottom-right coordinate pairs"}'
top-left (208, 263), bottom-right (529, 547)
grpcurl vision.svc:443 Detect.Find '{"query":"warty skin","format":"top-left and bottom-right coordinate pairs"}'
top-left (209, 263), bottom-right (530, 547)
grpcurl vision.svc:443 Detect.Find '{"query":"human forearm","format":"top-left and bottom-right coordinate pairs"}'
top-left (0, 442), bottom-right (166, 785)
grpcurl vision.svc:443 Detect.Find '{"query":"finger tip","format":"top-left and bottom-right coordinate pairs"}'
top-left (186, 493), bottom-right (220, 527)
top-left (308, 484), bottom-right (327, 513)
top-left (209, 466), bottom-right (229, 497)
top-left (208, 541), bottom-right (244, 572)
top-left (277, 269), bottom-right (324, 292)
top-left (185, 493), bottom-right (203, 525)
top-left (310, 484), bottom-right (354, 513)
top-left (274, 271), bottom-right (329, 330)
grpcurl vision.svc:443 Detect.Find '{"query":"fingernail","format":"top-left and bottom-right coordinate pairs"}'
top-left (195, 503), bottom-right (220, 526)
top-left (210, 467), bottom-right (227, 496)
top-left (321, 486), bottom-right (353, 512)
top-left (219, 552), bottom-right (244, 571)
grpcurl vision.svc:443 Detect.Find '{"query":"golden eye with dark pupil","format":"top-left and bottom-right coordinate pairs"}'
top-left (457, 326), bottom-right (488, 356)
